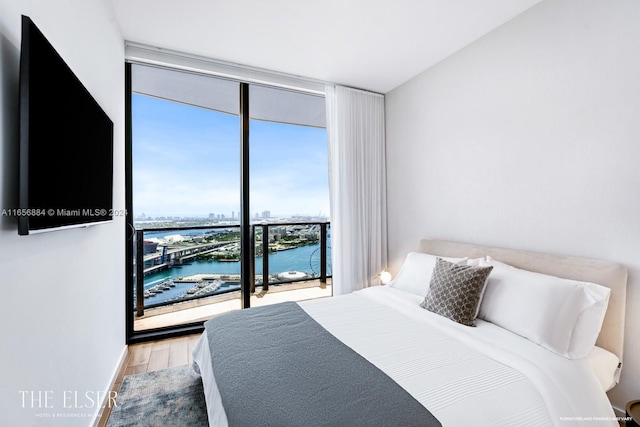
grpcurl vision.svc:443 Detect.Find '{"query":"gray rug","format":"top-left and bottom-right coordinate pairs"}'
top-left (107, 365), bottom-right (209, 427)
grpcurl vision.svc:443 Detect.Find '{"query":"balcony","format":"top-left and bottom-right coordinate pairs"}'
top-left (133, 221), bottom-right (331, 332)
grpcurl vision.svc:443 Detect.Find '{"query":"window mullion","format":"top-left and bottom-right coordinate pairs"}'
top-left (239, 82), bottom-right (251, 309)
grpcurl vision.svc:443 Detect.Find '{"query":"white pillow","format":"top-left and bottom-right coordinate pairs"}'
top-left (467, 257), bottom-right (490, 316)
top-left (466, 257), bottom-right (485, 267)
top-left (567, 280), bottom-right (611, 359)
top-left (388, 252), bottom-right (466, 297)
top-left (478, 259), bottom-right (610, 359)
top-left (587, 346), bottom-right (620, 391)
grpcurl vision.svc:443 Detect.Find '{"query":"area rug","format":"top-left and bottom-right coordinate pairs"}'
top-left (107, 365), bottom-right (209, 427)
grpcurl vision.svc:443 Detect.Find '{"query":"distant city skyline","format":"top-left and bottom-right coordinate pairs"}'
top-left (134, 210), bottom-right (328, 221)
top-left (132, 94), bottom-right (330, 219)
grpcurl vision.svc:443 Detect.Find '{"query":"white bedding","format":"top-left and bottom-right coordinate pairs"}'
top-left (587, 347), bottom-right (621, 392)
top-left (193, 334), bottom-right (228, 426)
top-left (193, 286), bottom-right (618, 427)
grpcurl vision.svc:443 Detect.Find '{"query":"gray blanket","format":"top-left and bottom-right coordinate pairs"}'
top-left (203, 301), bottom-right (441, 427)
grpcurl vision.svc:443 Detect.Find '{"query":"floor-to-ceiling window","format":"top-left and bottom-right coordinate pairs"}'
top-left (125, 62), bottom-right (330, 341)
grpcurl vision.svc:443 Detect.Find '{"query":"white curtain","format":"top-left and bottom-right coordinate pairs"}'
top-left (325, 85), bottom-right (387, 295)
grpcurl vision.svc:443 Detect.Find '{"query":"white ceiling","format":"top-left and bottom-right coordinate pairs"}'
top-left (108, 0), bottom-right (541, 94)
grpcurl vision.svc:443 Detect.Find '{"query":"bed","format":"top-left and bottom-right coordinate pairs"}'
top-left (192, 239), bottom-right (627, 426)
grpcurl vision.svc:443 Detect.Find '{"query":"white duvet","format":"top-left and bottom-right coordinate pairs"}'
top-left (193, 286), bottom-right (618, 427)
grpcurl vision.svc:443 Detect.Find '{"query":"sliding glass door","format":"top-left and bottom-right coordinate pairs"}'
top-left (125, 63), bottom-right (330, 342)
top-left (126, 64), bottom-right (242, 337)
top-left (248, 85), bottom-right (331, 306)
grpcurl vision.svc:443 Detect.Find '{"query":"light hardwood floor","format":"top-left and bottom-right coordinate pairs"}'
top-left (96, 333), bottom-right (202, 427)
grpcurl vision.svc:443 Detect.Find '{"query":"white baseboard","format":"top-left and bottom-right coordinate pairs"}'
top-left (613, 405), bottom-right (624, 418)
top-left (91, 345), bottom-right (129, 427)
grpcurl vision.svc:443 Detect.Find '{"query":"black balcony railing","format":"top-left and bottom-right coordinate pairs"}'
top-left (134, 221), bottom-right (331, 316)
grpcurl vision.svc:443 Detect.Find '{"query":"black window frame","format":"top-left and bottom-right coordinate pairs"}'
top-left (124, 63), bottom-right (328, 343)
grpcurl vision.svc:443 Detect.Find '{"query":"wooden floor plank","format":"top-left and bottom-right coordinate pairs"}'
top-left (187, 334), bottom-right (201, 365)
top-left (147, 348), bottom-right (170, 372)
top-left (124, 364), bottom-right (148, 376)
top-left (152, 340), bottom-right (172, 351)
top-left (168, 339), bottom-right (189, 368)
top-left (128, 342), bottom-right (153, 366)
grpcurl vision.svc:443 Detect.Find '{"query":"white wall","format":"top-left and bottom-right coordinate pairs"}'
top-left (386, 0), bottom-right (640, 414)
top-left (0, 1), bottom-right (125, 425)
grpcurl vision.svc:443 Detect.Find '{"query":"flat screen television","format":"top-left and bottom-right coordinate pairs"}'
top-left (18, 16), bottom-right (113, 235)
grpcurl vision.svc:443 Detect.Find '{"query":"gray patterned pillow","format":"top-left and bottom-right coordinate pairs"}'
top-left (420, 258), bottom-right (493, 326)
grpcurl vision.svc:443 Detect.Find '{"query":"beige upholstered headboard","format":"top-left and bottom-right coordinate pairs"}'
top-left (418, 239), bottom-right (628, 362)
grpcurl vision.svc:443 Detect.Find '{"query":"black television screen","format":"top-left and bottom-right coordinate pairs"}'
top-left (18, 16), bottom-right (113, 235)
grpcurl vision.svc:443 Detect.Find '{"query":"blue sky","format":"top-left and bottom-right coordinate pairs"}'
top-left (132, 94), bottom-right (329, 218)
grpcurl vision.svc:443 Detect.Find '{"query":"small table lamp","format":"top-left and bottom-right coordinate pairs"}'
top-left (379, 271), bottom-right (392, 285)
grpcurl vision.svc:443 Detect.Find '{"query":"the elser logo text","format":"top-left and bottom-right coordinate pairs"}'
top-left (19, 390), bottom-right (118, 409)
